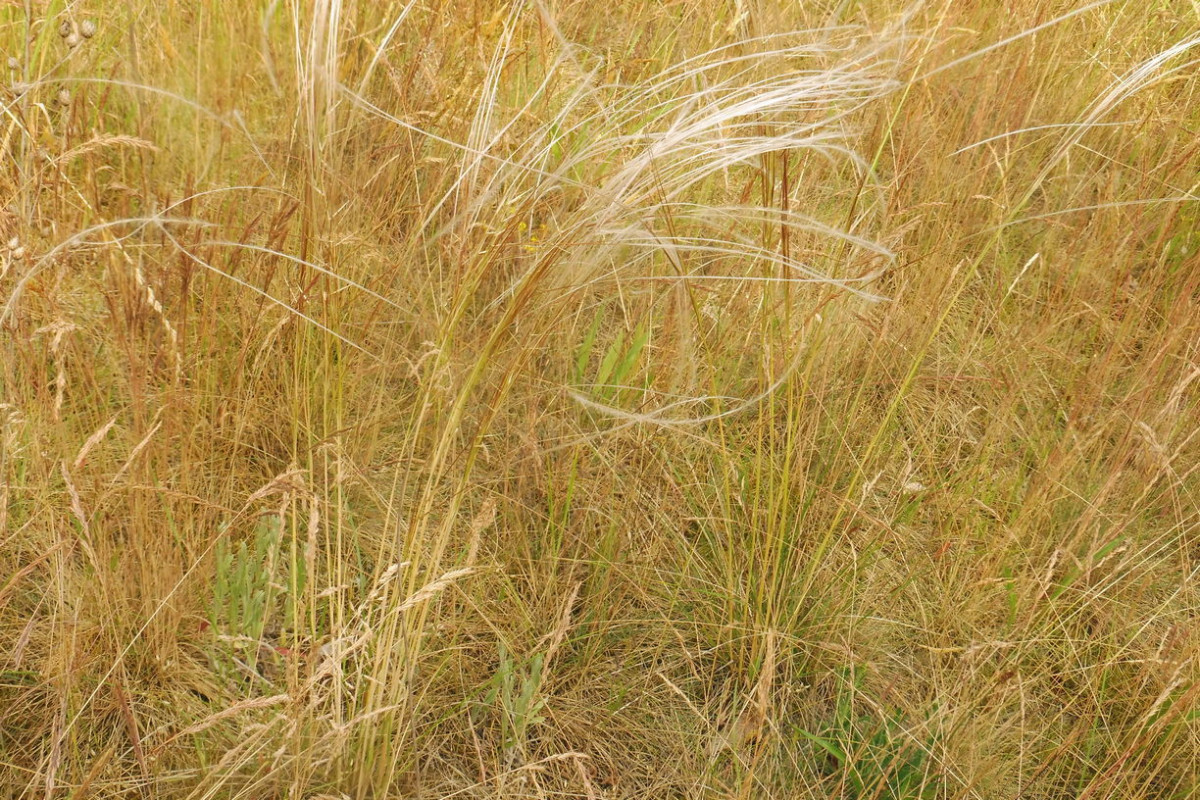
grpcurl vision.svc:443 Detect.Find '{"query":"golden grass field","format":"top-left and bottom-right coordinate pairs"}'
top-left (1, 0), bottom-right (1199, 797)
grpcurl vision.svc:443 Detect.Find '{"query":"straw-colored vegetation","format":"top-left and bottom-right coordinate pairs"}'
top-left (2, 0), bottom-right (1198, 797)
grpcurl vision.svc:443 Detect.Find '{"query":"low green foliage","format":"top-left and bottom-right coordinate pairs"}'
top-left (208, 515), bottom-right (302, 683)
top-left (798, 670), bottom-right (939, 799)
top-left (478, 644), bottom-right (549, 766)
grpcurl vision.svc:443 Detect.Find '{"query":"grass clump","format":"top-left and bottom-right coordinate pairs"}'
top-left (1, 1), bottom-right (1198, 798)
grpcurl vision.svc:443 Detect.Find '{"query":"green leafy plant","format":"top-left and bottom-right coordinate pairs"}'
top-left (208, 515), bottom-right (302, 682)
top-left (797, 671), bottom-right (939, 800)
top-left (480, 643), bottom-right (548, 765)
top-left (572, 307), bottom-right (651, 405)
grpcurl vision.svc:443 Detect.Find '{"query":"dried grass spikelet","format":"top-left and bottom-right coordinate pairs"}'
top-left (464, 496), bottom-right (497, 565)
top-left (125, 253), bottom-right (182, 383)
top-left (54, 135), bottom-right (158, 167)
top-left (73, 416), bottom-right (117, 470)
top-left (309, 567), bottom-right (477, 685)
top-left (359, 559), bottom-right (412, 608)
top-left (393, 567), bottom-right (475, 614)
top-left (33, 320), bottom-right (77, 421)
top-left (110, 414), bottom-right (163, 484)
top-left (151, 693), bottom-right (291, 753)
top-left (537, 581), bottom-right (582, 672)
top-left (1, 238), bottom-right (21, 280)
top-left (59, 462), bottom-right (101, 572)
top-left (0, 404), bottom-right (25, 535)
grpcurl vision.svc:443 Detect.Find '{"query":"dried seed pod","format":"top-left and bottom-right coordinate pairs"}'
top-left (7, 237), bottom-right (19, 250)
top-left (6, 57), bottom-right (17, 71)
top-left (80, 20), bottom-right (97, 38)
top-left (58, 20), bottom-right (72, 38)
top-left (66, 33), bottom-right (80, 48)
top-left (56, 88), bottom-right (70, 106)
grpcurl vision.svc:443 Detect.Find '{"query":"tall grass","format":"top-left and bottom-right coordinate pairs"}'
top-left (1, 1), bottom-right (1198, 798)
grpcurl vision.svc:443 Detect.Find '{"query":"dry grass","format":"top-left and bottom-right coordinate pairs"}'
top-left (1, 1), bottom-right (1198, 798)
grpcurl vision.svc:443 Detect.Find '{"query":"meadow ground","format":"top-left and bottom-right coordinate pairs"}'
top-left (1, 1), bottom-right (1199, 797)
